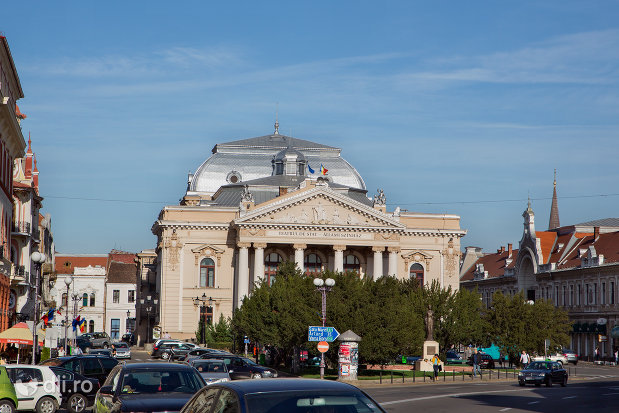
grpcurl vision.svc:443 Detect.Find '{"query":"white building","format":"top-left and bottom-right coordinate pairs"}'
top-left (104, 261), bottom-right (137, 340)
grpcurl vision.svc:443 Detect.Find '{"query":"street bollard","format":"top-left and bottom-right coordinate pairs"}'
top-left (402, 372), bottom-right (404, 383)
top-left (379, 371), bottom-right (382, 384)
top-left (424, 373), bottom-right (426, 382)
top-left (390, 371), bottom-right (393, 384)
top-left (413, 371), bottom-right (415, 383)
top-left (443, 370), bottom-right (445, 381)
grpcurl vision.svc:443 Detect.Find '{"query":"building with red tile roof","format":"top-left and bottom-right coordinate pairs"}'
top-left (460, 187), bottom-right (619, 362)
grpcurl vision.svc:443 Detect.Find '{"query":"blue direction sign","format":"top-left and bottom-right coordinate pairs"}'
top-left (308, 326), bottom-right (340, 342)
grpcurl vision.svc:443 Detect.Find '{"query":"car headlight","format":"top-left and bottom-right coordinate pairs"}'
top-left (538, 373), bottom-right (545, 377)
top-left (262, 371), bottom-right (273, 377)
top-left (518, 372), bottom-right (523, 376)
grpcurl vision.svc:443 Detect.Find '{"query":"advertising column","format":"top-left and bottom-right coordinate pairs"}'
top-left (337, 330), bottom-right (361, 381)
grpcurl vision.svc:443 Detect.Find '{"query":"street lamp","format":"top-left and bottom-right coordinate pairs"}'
top-left (63, 275), bottom-right (74, 354)
top-left (193, 294), bottom-right (214, 346)
top-left (30, 251), bottom-right (46, 365)
top-left (313, 277), bottom-right (335, 380)
top-left (139, 295), bottom-right (158, 344)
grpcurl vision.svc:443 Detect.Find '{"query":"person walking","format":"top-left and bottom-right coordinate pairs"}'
top-left (519, 350), bottom-right (530, 369)
top-left (431, 353), bottom-right (441, 381)
top-left (594, 347), bottom-right (600, 362)
top-left (614, 348), bottom-right (618, 365)
top-left (472, 348), bottom-right (482, 377)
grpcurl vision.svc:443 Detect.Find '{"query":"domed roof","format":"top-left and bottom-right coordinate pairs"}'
top-left (186, 132), bottom-right (366, 196)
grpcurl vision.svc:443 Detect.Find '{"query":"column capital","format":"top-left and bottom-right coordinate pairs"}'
top-left (293, 244), bottom-right (307, 250)
top-left (237, 242), bottom-right (251, 249)
top-left (253, 242), bottom-right (267, 249)
top-left (333, 245), bottom-right (347, 252)
top-left (372, 246), bottom-right (385, 253)
top-left (387, 246), bottom-right (401, 253)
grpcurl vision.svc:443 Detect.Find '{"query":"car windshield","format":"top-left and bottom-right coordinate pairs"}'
top-left (192, 361), bottom-right (226, 373)
top-left (526, 362), bottom-right (551, 370)
top-left (242, 357), bottom-right (259, 366)
top-left (245, 390), bottom-right (384, 413)
top-left (114, 343), bottom-right (129, 349)
top-left (120, 370), bottom-right (203, 394)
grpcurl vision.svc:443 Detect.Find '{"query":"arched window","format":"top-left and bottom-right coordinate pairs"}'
top-left (264, 252), bottom-right (282, 285)
top-left (82, 293), bottom-right (88, 307)
top-left (200, 258), bottom-right (215, 288)
top-left (89, 320), bottom-right (95, 333)
top-left (410, 263), bottom-right (424, 285)
top-left (61, 293), bottom-right (68, 308)
top-left (343, 254), bottom-right (361, 274)
top-left (304, 253), bottom-right (322, 275)
top-left (90, 293), bottom-right (96, 307)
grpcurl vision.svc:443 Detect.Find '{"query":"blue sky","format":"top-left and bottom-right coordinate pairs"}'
top-left (2, 1), bottom-right (618, 254)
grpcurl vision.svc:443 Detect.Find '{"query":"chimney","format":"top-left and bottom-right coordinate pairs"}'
top-left (508, 243), bottom-right (513, 257)
top-left (594, 226), bottom-right (600, 240)
top-left (499, 246), bottom-right (505, 253)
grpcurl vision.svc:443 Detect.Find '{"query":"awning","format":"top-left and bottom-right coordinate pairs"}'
top-left (0, 322), bottom-right (45, 346)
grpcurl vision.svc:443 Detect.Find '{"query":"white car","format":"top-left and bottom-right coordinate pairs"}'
top-left (532, 353), bottom-right (568, 365)
top-left (5, 365), bottom-right (62, 413)
top-left (111, 342), bottom-right (131, 359)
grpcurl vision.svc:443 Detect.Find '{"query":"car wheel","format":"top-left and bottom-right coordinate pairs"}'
top-left (561, 376), bottom-right (567, 387)
top-left (0, 400), bottom-right (15, 413)
top-left (161, 352), bottom-right (170, 360)
top-left (251, 372), bottom-right (263, 379)
top-left (103, 343), bottom-right (109, 349)
top-left (36, 397), bottom-right (58, 413)
top-left (545, 376), bottom-right (552, 387)
top-left (68, 394), bottom-right (87, 413)
top-left (518, 381), bottom-right (525, 387)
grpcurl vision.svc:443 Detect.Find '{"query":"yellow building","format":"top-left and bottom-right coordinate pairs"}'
top-left (152, 127), bottom-right (465, 339)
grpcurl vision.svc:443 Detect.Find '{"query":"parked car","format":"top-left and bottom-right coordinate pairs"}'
top-left (467, 353), bottom-right (495, 369)
top-left (151, 342), bottom-right (194, 360)
top-left (180, 378), bottom-right (387, 413)
top-left (189, 359), bottom-right (230, 385)
top-left (5, 365), bottom-right (62, 413)
top-left (94, 363), bottom-right (205, 413)
top-left (183, 348), bottom-right (232, 363)
top-left (111, 342), bottom-right (131, 359)
top-left (40, 356), bottom-right (119, 386)
top-left (48, 367), bottom-right (99, 413)
top-left (121, 333), bottom-right (136, 346)
top-left (532, 353), bottom-right (568, 366)
top-left (562, 348), bottom-right (579, 365)
top-left (204, 355), bottom-right (278, 380)
top-left (88, 349), bottom-right (112, 357)
top-left (87, 333), bottom-right (111, 349)
top-left (518, 361), bottom-right (568, 387)
top-left (446, 351), bottom-right (465, 364)
top-left (0, 365), bottom-right (18, 413)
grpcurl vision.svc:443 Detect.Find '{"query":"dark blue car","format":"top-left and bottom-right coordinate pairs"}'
top-left (180, 378), bottom-right (386, 413)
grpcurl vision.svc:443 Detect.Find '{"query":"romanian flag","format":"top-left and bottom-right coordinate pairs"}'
top-left (307, 164), bottom-right (315, 174)
top-left (320, 164), bottom-right (328, 175)
top-left (79, 318), bottom-right (87, 333)
top-left (41, 307), bottom-right (59, 324)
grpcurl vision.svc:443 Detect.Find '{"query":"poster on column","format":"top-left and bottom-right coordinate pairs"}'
top-left (339, 344), bottom-right (351, 363)
top-left (340, 364), bottom-right (350, 376)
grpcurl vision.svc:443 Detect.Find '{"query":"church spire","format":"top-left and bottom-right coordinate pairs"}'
top-left (548, 169), bottom-right (560, 230)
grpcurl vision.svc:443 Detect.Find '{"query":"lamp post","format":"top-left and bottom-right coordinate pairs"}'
top-left (139, 295), bottom-right (158, 344)
top-left (63, 275), bottom-right (74, 354)
top-left (193, 293), bottom-right (213, 346)
top-left (313, 277), bottom-right (335, 380)
top-left (30, 251), bottom-right (46, 365)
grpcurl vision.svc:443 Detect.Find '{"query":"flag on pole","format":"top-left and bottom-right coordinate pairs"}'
top-left (307, 164), bottom-right (315, 174)
top-left (79, 318), bottom-right (87, 333)
top-left (320, 164), bottom-right (328, 175)
top-left (72, 316), bottom-right (81, 331)
top-left (41, 307), bottom-right (57, 324)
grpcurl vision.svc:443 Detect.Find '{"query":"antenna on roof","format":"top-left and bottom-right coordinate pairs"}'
top-left (274, 103), bottom-right (279, 135)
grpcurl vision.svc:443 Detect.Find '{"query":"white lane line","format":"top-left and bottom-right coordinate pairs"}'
top-left (602, 393), bottom-right (619, 396)
top-left (499, 408), bottom-right (512, 412)
top-left (380, 388), bottom-right (535, 406)
top-left (528, 401), bottom-right (540, 405)
top-left (562, 396), bottom-right (577, 399)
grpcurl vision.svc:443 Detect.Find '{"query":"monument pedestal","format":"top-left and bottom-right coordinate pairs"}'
top-left (415, 340), bottom-right (444, 372)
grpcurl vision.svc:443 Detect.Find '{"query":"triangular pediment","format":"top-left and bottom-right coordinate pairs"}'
top-left (191, 244), bottom-right (225, 266)
top-left (235, 186), bottom-right (405, 230)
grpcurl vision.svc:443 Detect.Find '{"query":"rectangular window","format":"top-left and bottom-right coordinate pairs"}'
top-left (594, 283), bottom-right (598, 305)
top-left (113, 290), bottom-right (120, 304)
top-left (126, 317), bottom-right (136, 333)
top-left (110, 319), bottom-right (120, 340)
top-left (577, 284), bottom-right (581, 306)
top-left (128, 290), bottom-right (135, 303)
top-left (562, 286), bottom-right (566, 307)
top-left (569, 285), bottom-right (574, 306)
top-left (611, 282), bottom-right (615, 305)
top-left (602, 282), bottom-right (606, 305)
top-left (555, 286), bottom-right (559, 305)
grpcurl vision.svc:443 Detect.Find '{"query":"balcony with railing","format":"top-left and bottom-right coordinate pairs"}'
top-left (11, 222), bottom-right (31, 237)
top-left (9, 264), bottom-right (30, 285)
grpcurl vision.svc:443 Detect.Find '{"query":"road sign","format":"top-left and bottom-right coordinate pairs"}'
top-left (244, 338), bottom-right (250, 344)
top-left (317, 341), bottom-right (329, 353)
top-left (308, 326), bottom-right (340, 342)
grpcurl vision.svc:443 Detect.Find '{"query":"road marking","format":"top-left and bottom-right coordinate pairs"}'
top-left (499, 408), bottom-right (512, 412)
top-left (528, 401), bottom-right (540, 405)
top-left (562, 396), bottom-right (577, 399)
top-left (380, 388), bottom-right (535, 406)
top-left (602, 393), bottom-right (619, 396)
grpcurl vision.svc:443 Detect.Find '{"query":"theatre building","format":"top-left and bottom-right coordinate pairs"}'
top-left (152, 126), bottom-right (465, 340)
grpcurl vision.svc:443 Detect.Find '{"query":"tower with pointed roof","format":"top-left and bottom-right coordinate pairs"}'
top-left (548, 169), bottom-right (560, 230)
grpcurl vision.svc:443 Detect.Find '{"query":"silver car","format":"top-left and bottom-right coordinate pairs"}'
top-left (190, 359), bottom-right (230, 385)
top-left (112, 342), bottom-right (131, 359)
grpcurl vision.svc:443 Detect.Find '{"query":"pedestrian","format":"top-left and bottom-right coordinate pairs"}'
top-left (58, 346), bottom-right (65, 357)
top-left (472, 348), bottom-right (482, 377)
top-left (111, 344), bottom-right (117, 358)
top-left (594, 347), bottom-right (600, 362)
top-left (73, 345), bottom-right (83, 355)
top-left (614, 349), bottom-right (618, 365)
top-left (431, 353), bottom-right (441, 381)
top-left (519, 350), bottom-right (530, 369)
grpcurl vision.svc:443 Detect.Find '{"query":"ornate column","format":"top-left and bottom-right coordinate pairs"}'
top-left (372, 246), bottom-right (384, 281)
top-left (237, 242), bottom-right (251, 308)
top-left (294, 244), bottom-right (306, 273)
top-left (333, 245), bottom-right (346, 273)
top-left (387, 247), bottom-right (400, 277)
top-left (253, 243), bottom-right (266, 284)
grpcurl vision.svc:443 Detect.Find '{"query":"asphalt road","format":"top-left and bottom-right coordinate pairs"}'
top-left (364, 364), bottom-right (619, 413)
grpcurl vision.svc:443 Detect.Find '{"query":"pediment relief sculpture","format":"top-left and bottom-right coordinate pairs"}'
top-left (191, 244), bottom-right (224, 266)
top-left (164, 229), bottom-right (182, 271)
top-left (402, 250), bottom-right (433, 271)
